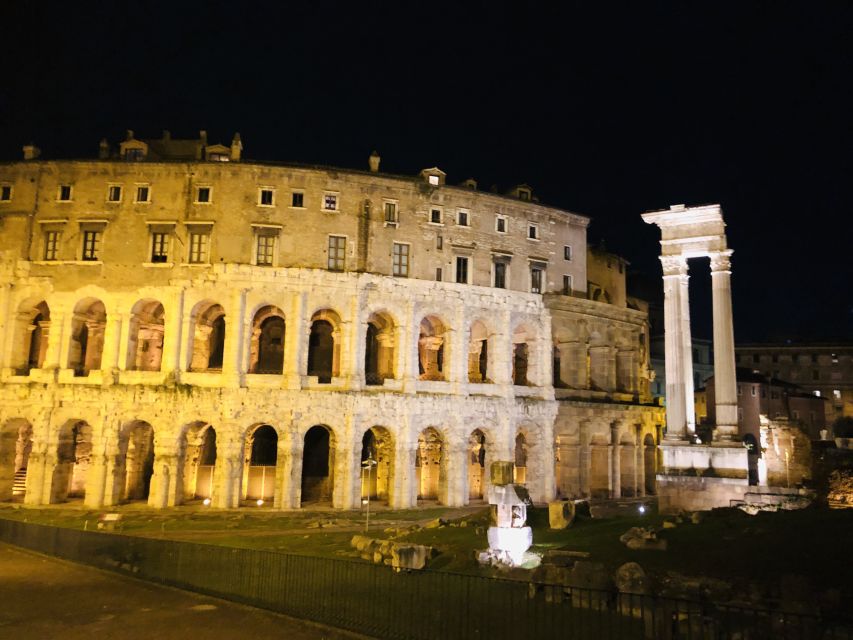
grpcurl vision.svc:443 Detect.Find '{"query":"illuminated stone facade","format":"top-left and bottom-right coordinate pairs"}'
top-left (0, 131), bottom-right (660, 510)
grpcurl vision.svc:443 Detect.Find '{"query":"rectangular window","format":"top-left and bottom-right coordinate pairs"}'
top-left (0, 185), bottom-right (11, 201)
top-left (392, 242), bottom-right (409, 277)
top-left (436, 235), bottom-right (443, 250)
top-left (751, 386), bottom-right (756, 396)
top-left (495, 215), bottom-right (507, 233)
top-left (150, 232), bottom-right (169, 263)
top-left (256, 234), bottom-right (276, 266)
top-left (58, 185), bottom-right (72, 201)
top-left (195, 186), bottom-right (211, 203)
top-left (435, 267), bottom-right (442, 281)
top-left (564, 245), bottom-right (572, 261)
top-left (455, 256), bottom-right (469, 284)
top-left (328, 235), bottom-right (346, 271)
top-left (430, 208), bottom-right (442, 224)
top-left (384, 202), bottom-right (398, 224)
top-left (82, 231), bottom-right (101, 261)
top-left (457, 210), bottom-right (469, 226)
top-left (494, 262), bottom-right (506, 288)
top-left (43, 231), bottom-right (59, 261)
top-left (107, 185), bottom-right (122, 202)
top-left (530, 267), bottom-right (543, 293)
top-left (135, 185), bottom-right (150, 203)
top-left (125, 148), bottom-right (145, 161)
top-left (528, 223), bottom-right (539, 240)
top-left (562, 274), bottom-right (573, 295)
top-left (188, 232), bottom-right (209, 263)
top-left (428, 175), bottom-right (440, 186)
top-left (259, 188), bottom-right (275, 206)
top-left (323, 193), bottom-right (338, 211)
top-left (291, 192), bottom-right (304, 208)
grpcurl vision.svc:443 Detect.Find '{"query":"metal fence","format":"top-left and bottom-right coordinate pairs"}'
top-left (1, 518), bottom-right (850, 640)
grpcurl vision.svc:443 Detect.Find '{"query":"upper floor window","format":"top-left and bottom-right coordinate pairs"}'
top-left (135, 185), bottom-right (150, 203)
top-left (564, 245), bottom-right (572, 261)
top-left (323, 193), bottom-right (339, 211)
top-left (457, 209), bottom-right (470, 227)
top-left (384, 201), bottom-right (398, 225)
top-left (150, 232), bottom-right (169, 263)
top-left (82, 230), bottom-right (101, 261)
top-left (455, 256), bottom-right (470, 284)
top-left (328, 235), bottom-right (346, 271)
top-left (392, 242), bottom-right (410, 277)
top-left (528, 223), bottom-right (539, 240)
top-left (518, 187), bottom-right (531, 201)
top-left (494, 261), bottom-right (507, 289)
top-left (208, 153), bottom-right (229, 162)
top-left (428, 175), bottom-right (440, 186)
top-left (258, 188), bottom-right (275, 207)
top-left (495, 215), bottom-right (507, 233)
top-left (57, 185), bottom-right (73, 201)
top-left (195, 186), bottom-right (212, 204)
top-left (255, 234), bottom-right (276, 266)
top-left (562, 274), bottom-right (573, 295)
top-left (435, 267), bottom-right (443, 282)
top-left (0, 185), bottom-right (11, 201)
top-left (124, 148), bottom-right (145, 161)
top-left (430, 208), bottom-right (443, 224)
top-left (530, 266), bottom-right (543, 293)
top-left (107, 185), bottom-right (122, 203)
top-left (188, 231), bottom-right (210, 263)
top-left (43, 231), bottom-right (60, 261)
top-left (291, 191), bottom-right (304, 208)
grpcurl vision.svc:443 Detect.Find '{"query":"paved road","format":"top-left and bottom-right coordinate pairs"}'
top-left (0, 543), bottom-right (365, 640)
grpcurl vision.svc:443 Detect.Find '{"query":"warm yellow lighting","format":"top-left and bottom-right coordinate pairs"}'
top-left (203, 498), bottom-right (211, 506)
top-left (256, 499), bottom-right (264, 506)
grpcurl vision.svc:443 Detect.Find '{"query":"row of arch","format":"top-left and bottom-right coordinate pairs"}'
top-left (13, 298), bottom-right (541, 386)
top-left (0, 418), bottom-right (531, 508)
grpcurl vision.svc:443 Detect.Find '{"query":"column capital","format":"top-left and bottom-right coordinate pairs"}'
top-left (709, 250), bottom-right (733, 273)
top-left (660, 254), bottom-right (688, 277)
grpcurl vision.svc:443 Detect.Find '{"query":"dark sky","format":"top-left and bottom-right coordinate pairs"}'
top-left (1, 1), bottom-right (851, 343)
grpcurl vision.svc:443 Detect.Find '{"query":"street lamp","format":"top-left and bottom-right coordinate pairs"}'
top-left (362, 456), bottom-right (378, 532)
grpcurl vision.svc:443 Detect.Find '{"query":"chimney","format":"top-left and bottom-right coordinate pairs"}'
top-left (162, 130), bottom-right (171, 142)
top-left (230, 132), bottom-right (242, 161)
top-left (98, 138), bottom-right (110, 159)
top-left (199, 130), bottom-right (208, 145)
top-left (22, 144), bottom-right (41, 161)
top-left (369, 150), bottom-right (381, 173)
top-left (126, 129), bottom-right (135, 141)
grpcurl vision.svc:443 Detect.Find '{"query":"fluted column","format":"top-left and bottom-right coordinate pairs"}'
top-left (661, 255), bottom-right (691, 440)
top-left (679, 269), bottom-right (696, 433)
top-left (710, 250), bottom-right (738, 440)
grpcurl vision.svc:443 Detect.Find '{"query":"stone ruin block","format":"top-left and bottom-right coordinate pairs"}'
top-left (490, 460), bottom-right (514, 486)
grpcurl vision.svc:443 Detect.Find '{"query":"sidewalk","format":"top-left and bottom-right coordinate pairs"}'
top-left (0, 543), bottom-right (367, 640)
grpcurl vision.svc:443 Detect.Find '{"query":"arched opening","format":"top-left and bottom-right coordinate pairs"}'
top-left (643, 433), bottom-right (656, 495)
top-left (589, 436), bottom-right (610, 499)
top-left (416, 427), bottom-right (444, 502)
top-left (69, 299), bottom-right (106, 376)
top-left (243, 424), bottom-right (278, 501)
top-left (418, 315), bottom-right (448, 381)
top-left (127, 300), bottom-right (165, 371)
top-left (181, 423), bottom-right (217, 501)
top-left (249, 306), bottom-right (286, 374)
top-left (360, 426), bottom-right (394, 503)
top-left (301, 425), bottom-right (335, 504)
top-left (467, 429), bottom-right (487, 500)
top-left (0, 419), bottom-right (32, 501)
top-left (743, 433), bottom-right (759, 486)
top-left (308, 310), bottom-right (341, 383)
top-left (14, 300), bottom-right (50, 374)
top-left (468, 320), bottom-right (491, 383)
top-left (189, 302), bottom-right (226, 372)
top-left (512, 324), bottom-right (533, 386)
top-left (514, 432), bottom-right (528, 484)
top-left (364, 312), bottom-right (396, 385)
top-left (54, 420), bottom-right (92, 502)
top-left (120, 421), bottom-right (155, 501)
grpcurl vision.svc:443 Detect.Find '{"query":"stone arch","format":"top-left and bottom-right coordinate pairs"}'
top-left (180, 422), bottom-right (217, 501)
top-left (11, 299), bottom-right (50, 374)
top-left (189, 301), bottom-right (226, 371)
top-left (308, 309), bottom-right (342, 383)
top-left (126, 299), bottom-right (165, 371)
top-left (643, 433), bottom-right (656, 495)
top-left (418, 315), bottom-right (449, 381)
top-left (416, 427), bottom-right (445, 502)
top-left (117, 420), bottom-right (155, 501)
top-left (68, 298), bottom-right (107, 376)
top-left (514, 431), bottom-right (528, 484)
top-left (468, 319), bottom-right (493, 383)
top-left (360, 426), bottom-right (394, 504)
top-left (516, 422), bottom-right (549, 501)
top-left (0, 419), bottom-right (32, 501)
top-left (242, 423), bottom-right (278, 501)
top-left (301, 425), bottom-right (336, 504)
top-left (249, 306), bottom-right (286, 374)
top-left (365, 311), bottom-right (397, 385)
top-left (53, 419), bottom-right (93, 502)
top-left (467, 429), bottom-right (487, 500)
top-left (512, 324), bottom-right (534, 386)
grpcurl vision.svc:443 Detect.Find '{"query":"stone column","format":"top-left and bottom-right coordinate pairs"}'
top-left (283, 293), bottom-right (307, 389)
top-left (610, 443), bottom-right (622, 499)
top-left (213, 433), bottom-right (243, 508)
top-left (661, 255), bottom-right (691, 440)
top-left (679, 268), bottom-right (696, 433)
top-left (161, 288), bottom-right (185, 375)
top-left (101, 313), bottom-right (124, 376)
top-left (710, 250), bottom-right (738, 440)
top-left (393, 445), bottom-right (417, 509)
top-left (222, 289), bottom-right (247, 387)
top-left (442, 434), bottom-right (467, 507)
top-left (275, 433), bottom-right (302, 509)
top-left (148, 445), bottom-right (181, 508)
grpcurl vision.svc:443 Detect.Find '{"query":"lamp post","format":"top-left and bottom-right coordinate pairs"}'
top-left (362, 456), bottom-right (377, 532)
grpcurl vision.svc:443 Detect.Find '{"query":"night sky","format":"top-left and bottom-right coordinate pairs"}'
top-left (2, 2), bottom-right (850, 343)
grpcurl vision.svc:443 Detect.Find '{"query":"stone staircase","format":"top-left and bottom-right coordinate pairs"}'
top-left (11, 468), bottom-right (27, 497)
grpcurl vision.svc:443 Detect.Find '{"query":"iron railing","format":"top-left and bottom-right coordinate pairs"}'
top-left (0, 518), bottom-right (849, 640)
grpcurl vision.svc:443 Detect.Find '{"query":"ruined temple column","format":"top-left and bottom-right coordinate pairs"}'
top-left (710, 250), bottom-right (738, 440)
top-left (661, 255), bottom-right (691, 440)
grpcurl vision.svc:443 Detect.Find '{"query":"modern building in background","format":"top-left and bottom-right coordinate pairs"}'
top-left (0, 130), bottom-right (662, 511)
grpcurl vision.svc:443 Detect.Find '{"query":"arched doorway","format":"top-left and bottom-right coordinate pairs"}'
top-left (743, 434), bottom-right (759, 486)
top-left (301, 425), bottom-right (335, 504)
top-left (0, 419), bottom-right (32, 501)
top-left (189, 302), bottom-right (226, 372)
top-left (127, 300), bottom-right (165, 371)
top-left (69, 299), bottom-right (106, 376)
top-left (468, 430), bottom-right (486, 500)
top-left (12, 300), bottom-right (50, 375)
top-left (361, 427), bottom-right (394, 503)
top-left (121, 422), bottom-right (155, 501)
top-left (54, 420), bottom-right (92, 502)
top-left (243, 424), bottom-right (277, 502)
top-left (181, 423), bottom-right (217, 501)
top-left (643, 433), bottom-right (656, 495)
top-left (418, 316), bottom-right (448, 381)
top-left (468, 320), bottom-right (490, 383)
top-left (365, 312), bottom-right (396, 385)
top-left (512, 325), bottom-right (532, 386)
top-left (308, 310), bottom-right (341, 383)
top-left (514, 432), bottom-right (528, 484)
top-left (416, 427), bottom-right (444, 502)
top-left (249, 306), bottom-right (285, 374)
